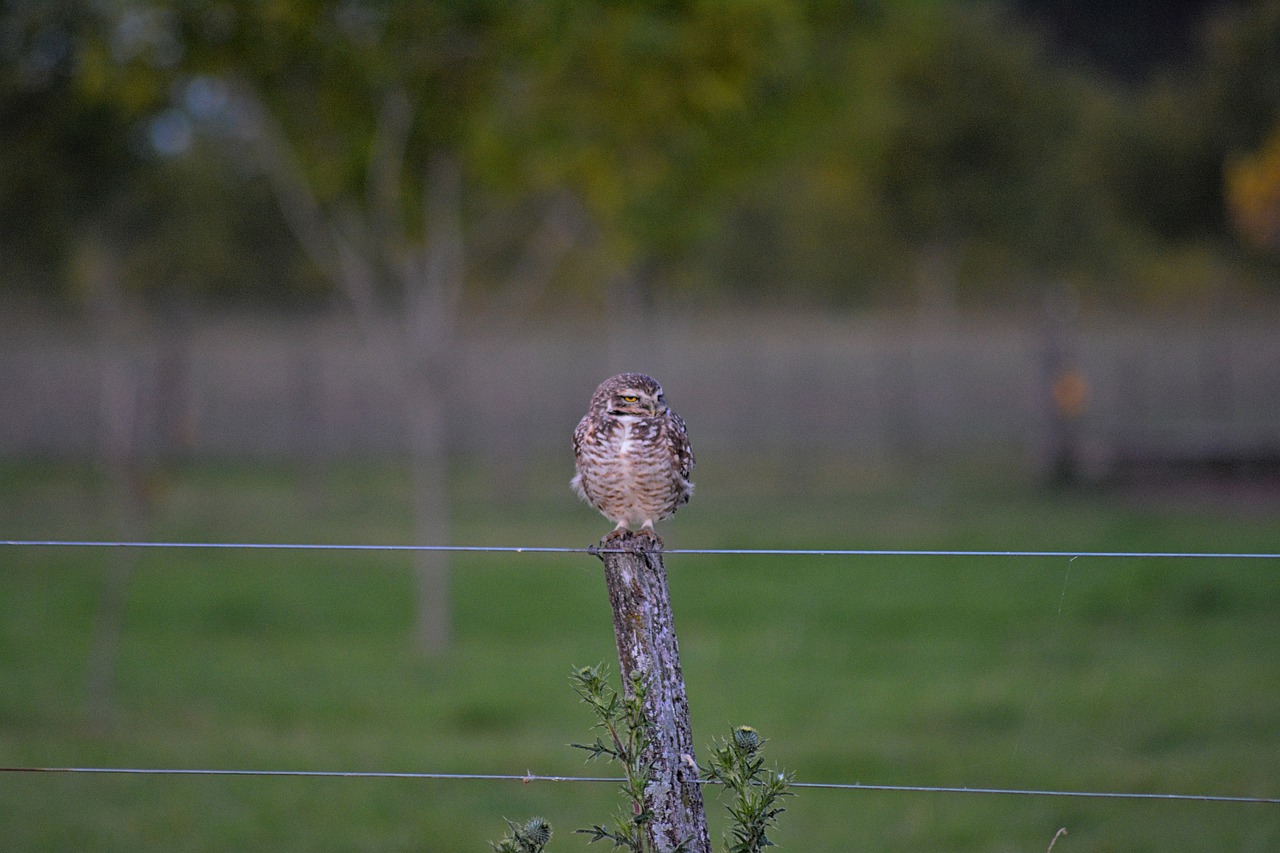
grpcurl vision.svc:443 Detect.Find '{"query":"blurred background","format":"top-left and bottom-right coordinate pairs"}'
top-left (2, 1), bottom-right (1279, 850)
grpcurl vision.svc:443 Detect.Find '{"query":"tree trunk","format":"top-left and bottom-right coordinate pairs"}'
top-left (81, 233), bottom-right (150, 730)
top-left (400, 152), bottom-right (465, 655)
top-left (405, 355), bottom-right (453, 654)
top-left (597, 535), bottom-right (711, 853)
top-left (87, 346), bottom-right (145, 731)
top-left (241, 84), bottom-right (465, 654)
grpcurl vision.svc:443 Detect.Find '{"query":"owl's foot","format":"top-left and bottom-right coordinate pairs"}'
top-left (632, 528), bottom-right (663, 553)
top-left (622, 525), bottom-right (665, 550)
top-left (588, 528), bottom-right (628, 558)
top-left (589, 527), bottom-right (662, 556)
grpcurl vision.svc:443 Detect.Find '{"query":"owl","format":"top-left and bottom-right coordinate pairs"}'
top-left (572, 373), bottom-right (695, 543)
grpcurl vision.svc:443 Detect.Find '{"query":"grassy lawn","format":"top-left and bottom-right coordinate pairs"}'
top-left (1, 456), bottom-right (1278, 851)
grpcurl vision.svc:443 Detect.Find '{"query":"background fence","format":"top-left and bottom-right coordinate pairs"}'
top-left (4, 308), bottom-right (1279, 474)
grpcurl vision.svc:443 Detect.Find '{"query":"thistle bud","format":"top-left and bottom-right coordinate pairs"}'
top-left (523, 817), bottom-right (552, 847)
top-left (733, 725), bottom-right (761, 754)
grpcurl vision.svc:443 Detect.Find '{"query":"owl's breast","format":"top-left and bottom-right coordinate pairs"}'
top-left (571, 380), bottom-right (693, 530)
top-left (577, 416), bottom-right (676, 495)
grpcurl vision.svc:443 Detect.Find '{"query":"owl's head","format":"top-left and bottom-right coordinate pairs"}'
top-left (593, 372), bottom-right (668, 417)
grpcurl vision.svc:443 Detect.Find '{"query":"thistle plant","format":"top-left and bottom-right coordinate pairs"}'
top-left (702, 726), bottom-right (793, 853)
top-left (491, 816), bottom-right (553, 853)
top-left (488, 670), bottom-right (793, 853)
top-left (570, 664), bottom-right (660, 852)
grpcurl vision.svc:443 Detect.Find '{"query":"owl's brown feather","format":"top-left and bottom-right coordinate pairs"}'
top-left (572, 373), bottom-right (694, 534)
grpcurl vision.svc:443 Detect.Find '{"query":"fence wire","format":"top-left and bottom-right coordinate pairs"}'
top-left (4, 539), bottom-right (1280, 560)
top-left (1, 766), bottom-right (1276, 805)
top-left (3, 538), bottom-right (1277, 812)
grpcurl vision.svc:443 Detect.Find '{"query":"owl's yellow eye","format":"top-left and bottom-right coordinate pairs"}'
top-left (621, 395), bottom-right (639, 403)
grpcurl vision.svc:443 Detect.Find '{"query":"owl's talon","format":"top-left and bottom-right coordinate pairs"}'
top-left (633, 529), bottom-right (663, 552)
top-left (592, 528), bottom-right (663, 556)
top-left (591, 528), bottom-right (627, 557)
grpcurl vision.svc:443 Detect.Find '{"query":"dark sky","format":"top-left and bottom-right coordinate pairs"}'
top-left (1013, 0), bottom-right (1237, 79)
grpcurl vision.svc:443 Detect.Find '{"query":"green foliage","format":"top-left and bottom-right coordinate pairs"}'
top-left (705, 2), bottom-right (1146, 300)
top-left (570, 665), bottom-right (660, 852)
top-left (485, 0), bottom-right (809, 266)
top-left (1, 0), bottom-right (835, 306)
top-left (6, 0), bottom-right (1280, 306)
top-left (491, 816), bottom-right (553, 853)
top-left (702, 727), bottom-right (792, 853)
top-left (506, 672), bottom-right (792, 853)
top-left (0, 1), bottom-right (326, 304)
top-left (0, 2), bottom-right (144, 294)
top-left (1227, 119), bottom-right (1280, 254)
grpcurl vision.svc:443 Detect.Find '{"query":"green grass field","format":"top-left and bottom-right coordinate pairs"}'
top-left (1, 457), bottom-right (1278, 851)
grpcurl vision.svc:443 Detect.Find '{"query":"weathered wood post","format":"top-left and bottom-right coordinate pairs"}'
top-left (594, 533), bottom-right (711, 853)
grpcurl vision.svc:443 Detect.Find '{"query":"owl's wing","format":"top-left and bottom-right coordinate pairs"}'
top-left (572, 414), bottom-right (591, 462)
top-left (668, 412), bottom-right (695, 481)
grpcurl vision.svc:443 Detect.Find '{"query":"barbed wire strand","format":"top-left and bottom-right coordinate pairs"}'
top-left (1, 766), bottom-right (1275, 804)
top-left (5, 540), bottom-right (1278, 810)
top-left (3, 540), bottom-right (1279, 560)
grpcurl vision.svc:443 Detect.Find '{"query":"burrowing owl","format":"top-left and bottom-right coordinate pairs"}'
top-left (572, 373), bottom-right (695, 543)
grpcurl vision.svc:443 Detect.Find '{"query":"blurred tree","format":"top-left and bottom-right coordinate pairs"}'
top-left (1196, 0), bottom-right (1280, 269)
top-left (2, 2), bottom-right (213, 719)
top-left (1013, 0), bottom-right (1224, 81)
top-left (8, 0), bottom-right (822, 650)
top-left (0, 3), bottom-right (320, 305)
top-left (871, 4), bottom-right (1086, 303)
top-left (0, 2), bottom-right (138, 297)
top-left (479, 0), bottom-right (815, 309)
top-left (1196, 1), bottom-right (1280, 161)
top-left (707, 0), bottom-right (1280, 305)
top-left (145, 1), bottom-right (522, 653)
top-left (7, 0), bottom-right (1280, 317)
top-left (1098, 1), bottom-right (1280, 250)
top-left (700, 2), bottom-right (899, 300)
top-left (0, 0), bottom-right (502, 651)
top-left (1226, 121), bottom-right (1280, 253)
top-left (705, 2), bottom-right (1128, 305)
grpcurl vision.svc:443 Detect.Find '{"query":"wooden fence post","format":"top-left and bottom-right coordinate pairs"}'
top-left (595, 533), bottom-right (712, 853)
